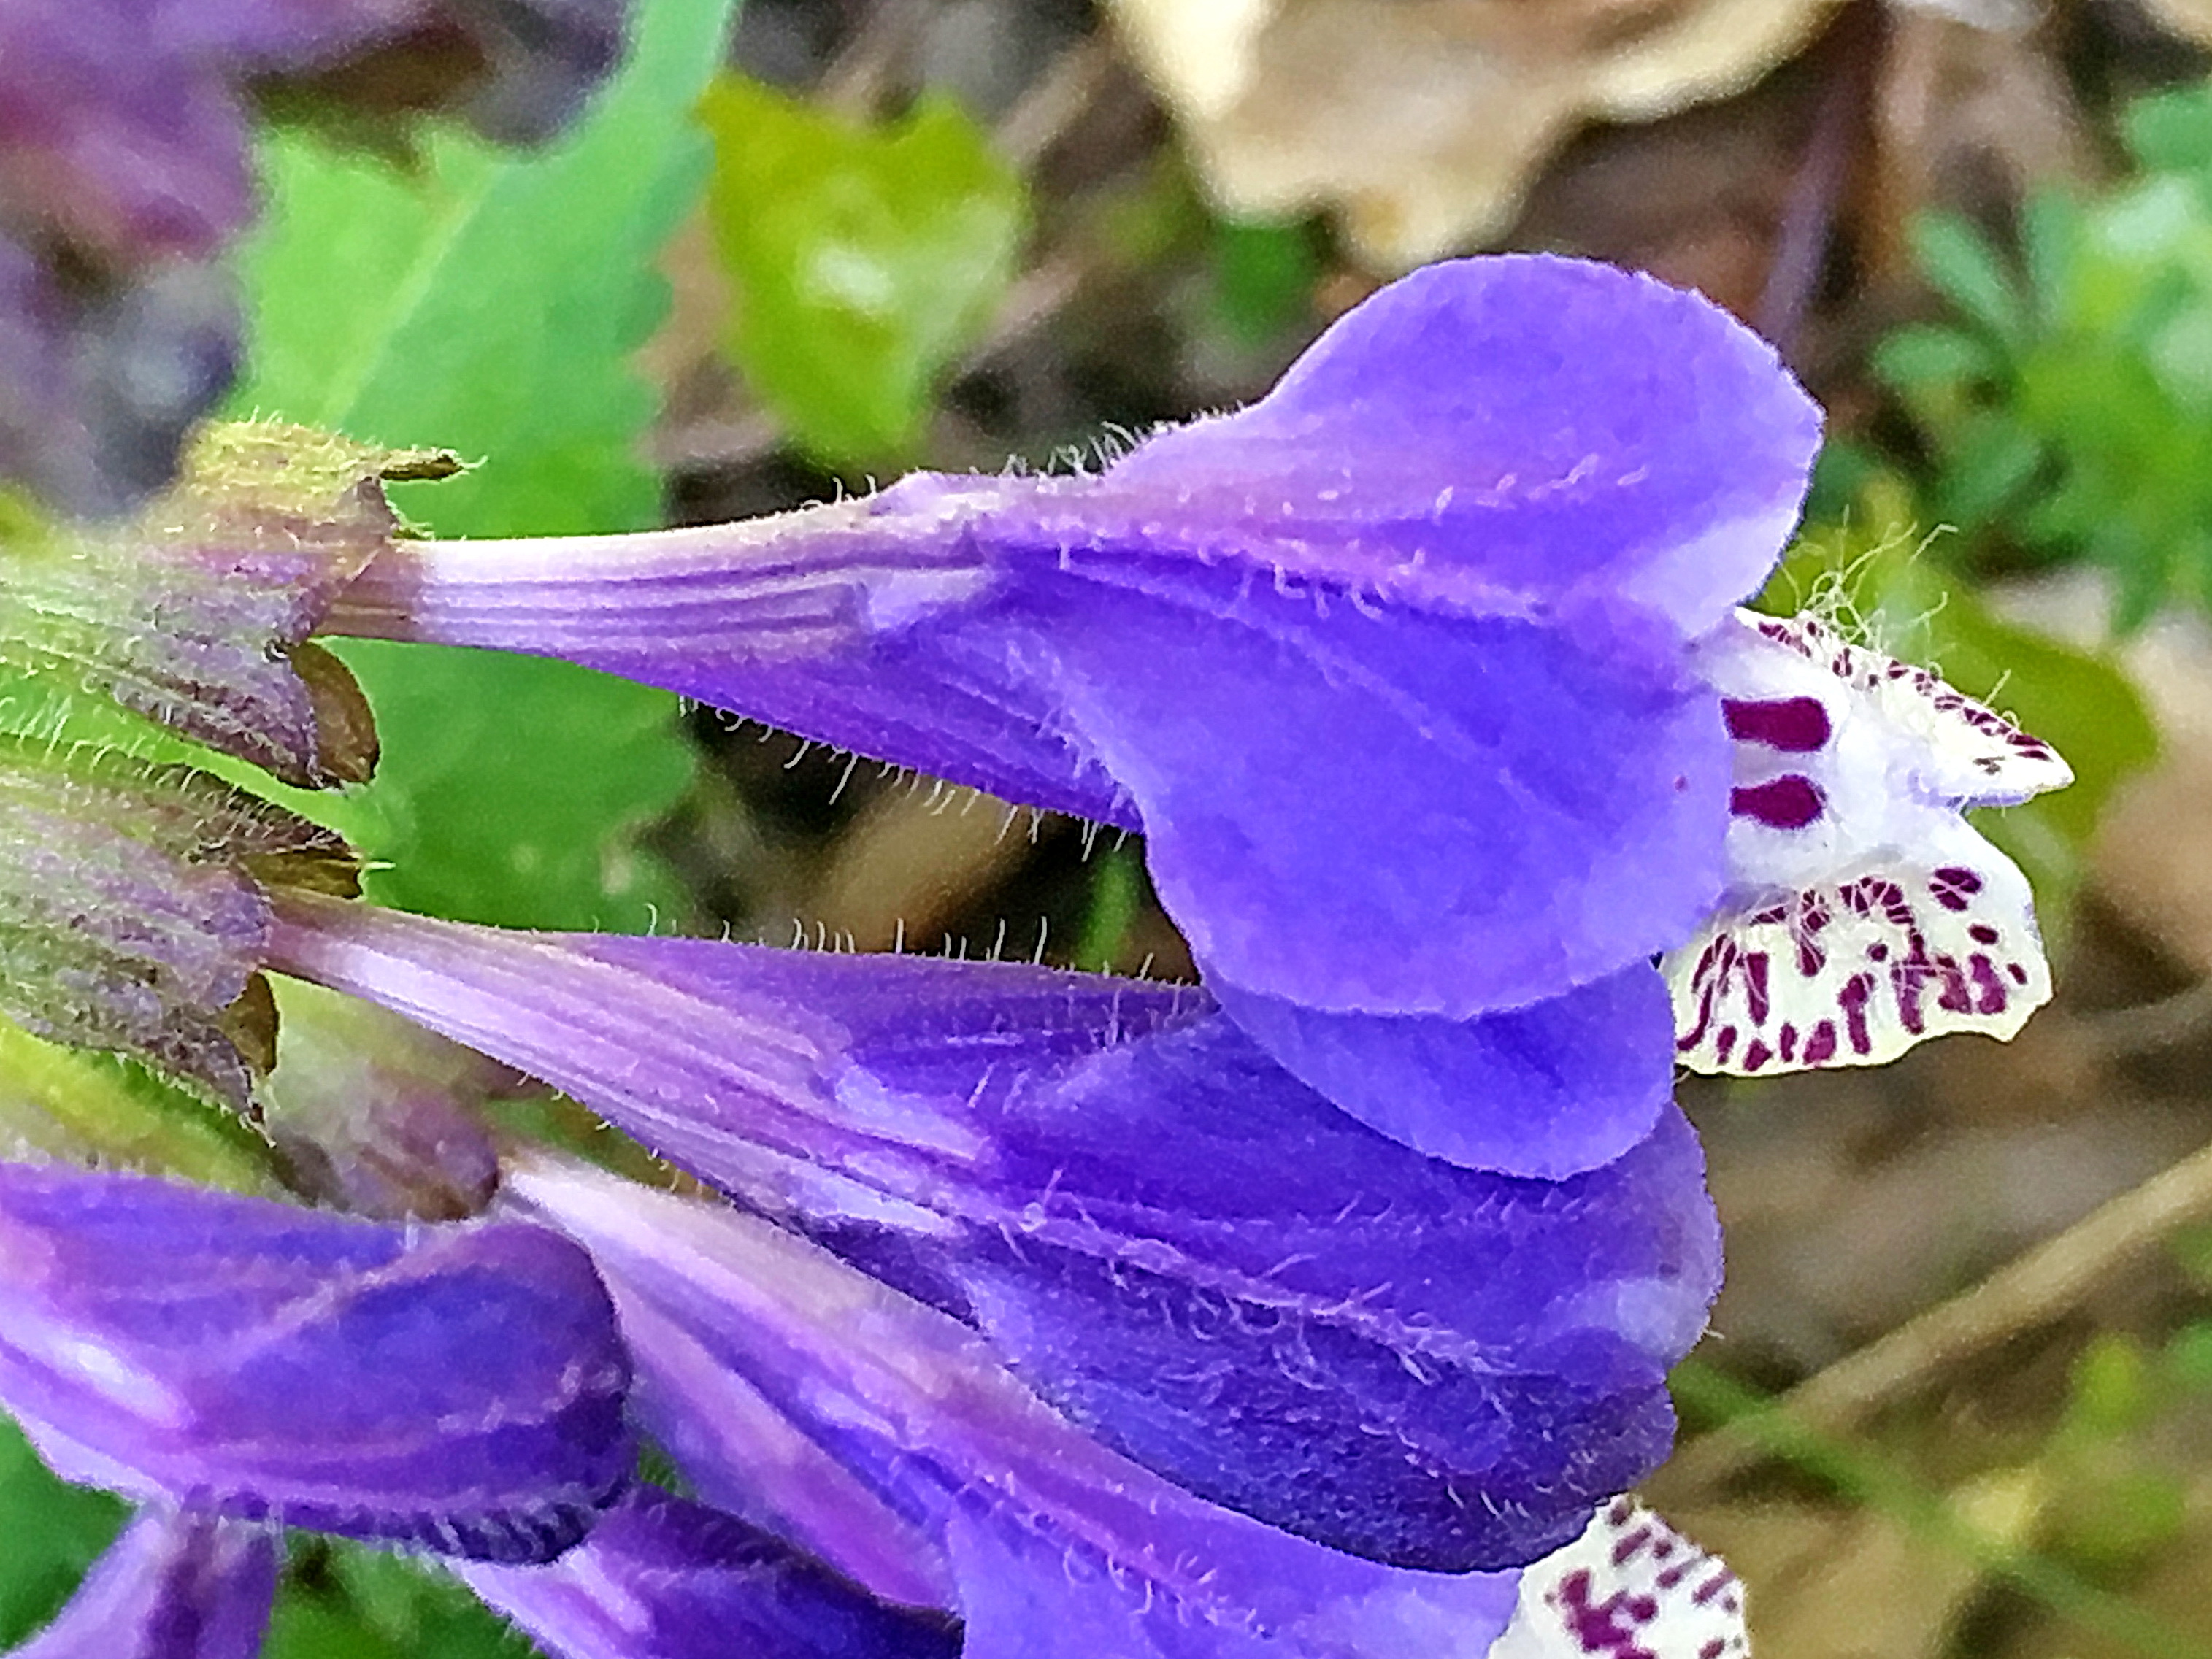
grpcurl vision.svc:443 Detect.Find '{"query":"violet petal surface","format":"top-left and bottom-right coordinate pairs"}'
top-left (458, 1490), bottom-right (961, 1659)
top-left (507, 1155), bottom-right (1531, 1657)
top-left (1205, 963), bottom-right (1675, 1178)
top-left (272, 899), bottom-right (1721, 1569)
top-left (328, 255), bottom-right (1821, 1031)
top-left (0, 1163), bottom-right (631, 1561)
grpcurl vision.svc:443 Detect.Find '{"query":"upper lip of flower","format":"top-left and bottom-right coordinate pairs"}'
top-left (312, 254), bottom-right (1824, 1021)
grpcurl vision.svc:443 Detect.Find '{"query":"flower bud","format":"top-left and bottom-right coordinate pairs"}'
top-left (0, 737), bottom-right (356, 1106)
top-left (0, 420), bottom-right (458, 786)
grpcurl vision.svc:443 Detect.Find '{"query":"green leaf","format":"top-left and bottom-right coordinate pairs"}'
top-left (310, 639), bottom-right (694, 930)
top-left (263, 1540), bottom-right (537, 1659)
top-left (0, 1015), bottom-right (275, 1192)
top-left (2124, 83), bottom-right (2212, 179)
top-left (699, 77), bottom-right (1026, 466)
top-left (1930, 410), bottom-right (2044, 529)
top-left (2161, 1320), bottom-right (2212, 1391)
top-left (1871, 323), bottom-right (1999, 394)
top-left (1209, 215), bottom-right (1319, 350)
top-left (1913, 212), bottom-right (2028, 347)
top-left (0, 1416), bottom-right (126, 1647)
top-left (231, 0), bottom-right (737, 929)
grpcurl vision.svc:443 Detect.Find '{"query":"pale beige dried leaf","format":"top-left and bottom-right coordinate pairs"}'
top-left (1107, 0), bottom-right (1845, 269)
top-left (2140, 0), bottom-right (2212, 46)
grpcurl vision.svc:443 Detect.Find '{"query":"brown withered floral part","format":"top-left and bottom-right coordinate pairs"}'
top-left (0, 421), bottom-right (459, 789)
top-left (0, 739), bottom-right (357, 1106)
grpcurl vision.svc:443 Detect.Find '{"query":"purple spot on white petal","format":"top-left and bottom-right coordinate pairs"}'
top-left (1729, 775), bottom-right (1824, 829)
top-left (1721, 695), bottom-right (1831, 752)
top-left (1514, 1504), bottom-right (1748, 1659)
top-left (1840, 974), bottom-right (1874, 1055)
top-left (1971, 955), bottom-right (2010, 1015)
top-left (1740, 952), bottom-right (1771, 1027)
top-left (1930, 866), bottom-right (1985, 910)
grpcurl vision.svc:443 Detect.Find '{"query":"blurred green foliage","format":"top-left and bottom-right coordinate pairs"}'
top-left (1671, 1359), bottom-right (2212, 1659)
top-left (229, 0), bottom-right (737, 931)
top-left (262, 1539), bottom-right (530, 1659)
top-left (1875, 80), bottom-right (2212, 629)
top-left (1208, 217), bottom-right (1321, 350)
top-left (2041, 1329), bottom-right (2205, 1582)
top-left (699, 76), bottom-right (1026, 466)
top-left (0, 1417), bottom-right (126, 1647)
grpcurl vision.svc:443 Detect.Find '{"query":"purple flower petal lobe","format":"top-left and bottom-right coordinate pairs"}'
top-left (1205, 963), bottom-right (1675, 1178)
top-left (508, 1155), bottom-right (1532, 1658)
top-left (1018, 581), bottom-right (1732, 1015)
top-left (0, 1164), bottom-right (631, 1561)
top-left (326, 255), bottom-right (1818, 1030)
top-left (1032, 256), bottom-right (1821, 631)
top-left (459, 1490), bottom-right (961, 1659)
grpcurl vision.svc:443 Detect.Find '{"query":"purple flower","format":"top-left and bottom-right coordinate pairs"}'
top-left (496, 1152), bottom-right (1749, 1659)
top-left (317, 254), bottom-right (2078, 1170)
top-left (0, 1160), bottom-right (632, 1562)
top-left (0, 245), bottom-right (2075, 1658)
top-left (459, 1490), bottom-right (962, 1659)
top-left (322, 255), bottom-right (1825, 1177)
top-left (502, 1150), bottom-right (1539, 1658)
top-left (265, 892), bottom-right (1721, 1574)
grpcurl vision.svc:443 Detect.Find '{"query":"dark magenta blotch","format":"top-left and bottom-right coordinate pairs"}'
top-left (1729, 774), bottom-right (1826, 830)
top-left (1721, 695), bottom-right (1831, 752)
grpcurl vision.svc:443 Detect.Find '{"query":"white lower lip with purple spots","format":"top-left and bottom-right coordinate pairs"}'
top-left (1667, 609), bottom-right (2073, 1077)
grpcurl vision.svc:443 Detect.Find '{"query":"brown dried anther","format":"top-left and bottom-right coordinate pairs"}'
top-left (0, 420), bottom-right (461, 788)
top-left (0, 738), bottom-right (358, 1108)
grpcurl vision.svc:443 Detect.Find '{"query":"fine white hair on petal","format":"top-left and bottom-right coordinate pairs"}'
top-left (1666, 609), bottom-right (2073, 1078)
top-left (1487, 1498), bottom-right (1748, 1659)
